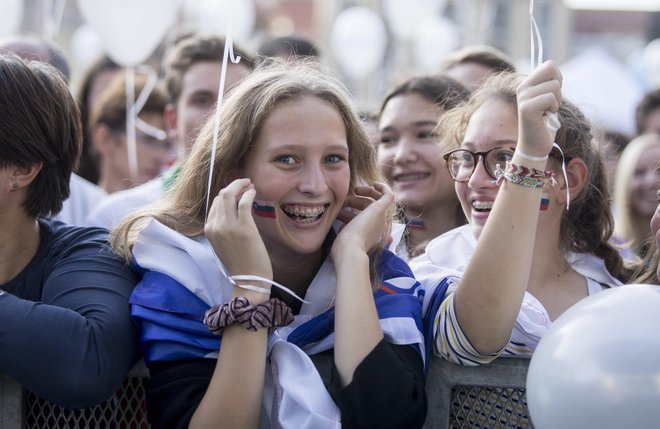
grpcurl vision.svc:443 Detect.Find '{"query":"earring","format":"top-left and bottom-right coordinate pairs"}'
top-left (11, 183), bottom-right (18, 190)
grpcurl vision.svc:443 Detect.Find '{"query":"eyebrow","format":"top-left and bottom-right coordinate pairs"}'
top-left (461, 139), bottom-right (517, 148)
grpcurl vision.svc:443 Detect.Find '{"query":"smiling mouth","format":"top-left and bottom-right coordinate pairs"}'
top-left (472, 201), bottom-right (493, 212)
top-left (282, 204), bottom-right (328, 223)
top-left (394, 172), bottom-right (430, 182)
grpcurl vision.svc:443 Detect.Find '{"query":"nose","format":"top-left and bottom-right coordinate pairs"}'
top-left (393, 137), bottom-right (417, 165)
top-left (467, 156), bottom-right (495, 190)
top-left (298, 164), bottom-right (328, 195)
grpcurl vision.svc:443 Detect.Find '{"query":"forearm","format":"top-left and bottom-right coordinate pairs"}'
top-left (456, 156), bottom-right (547, 353)
top-left (0, 291), bottom-right (139, 408)
top-left (189, 289), bottom-right (269, 429)
top-left (333, 249), bottom-right (384, 386)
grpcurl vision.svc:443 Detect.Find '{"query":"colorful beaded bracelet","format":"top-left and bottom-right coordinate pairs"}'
top-left (493, 161), bottom-right (557, 188)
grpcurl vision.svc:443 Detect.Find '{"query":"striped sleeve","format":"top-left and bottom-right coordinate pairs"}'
top-left (432, 282), bottom-right (502, 366)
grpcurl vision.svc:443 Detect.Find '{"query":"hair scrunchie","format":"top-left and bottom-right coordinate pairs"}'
top-left (204, 296), bottom-right (294, 335)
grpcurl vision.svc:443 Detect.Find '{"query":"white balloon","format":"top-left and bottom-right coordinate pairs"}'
top-left (526, 284), bottom-right (660, 429)
top-left (642, 38), bottom-right (660, 89)
top-left (0, 0), bottom-right (23, 38)
top-left (182, 0), bottom-right (255, 42)
top-left (382, 0), bottom-right (432, 40)
top-left (412, 16), bottom-right (460, 71)
top-left (330, 7), bottom-right (387, 81)
top-left (77, 0), bottom-right (183, 66)
top-left (70, 23), bottom-right (105, 72)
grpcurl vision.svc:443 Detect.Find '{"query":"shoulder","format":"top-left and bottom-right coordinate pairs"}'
top-left (410, 225), bottom-right (475, 273)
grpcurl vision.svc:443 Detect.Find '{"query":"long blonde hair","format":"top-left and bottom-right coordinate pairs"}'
top-left (112, 59), bottom-right (387, 264)
top-left (613, 133), bottom-right (660, 255)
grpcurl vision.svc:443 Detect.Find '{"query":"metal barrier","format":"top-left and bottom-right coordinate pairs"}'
top-left (0, 362), bottom-right (150, 429)
top-left (2, 357), bottom-right (531, 428)
top-left (424, 356), bottom-right (533, 428)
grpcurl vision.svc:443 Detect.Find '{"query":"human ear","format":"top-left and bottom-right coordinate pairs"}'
top-left (9, 162), bottom-right (43, 190)
top-left (556, 157), bottom-right (589, 205)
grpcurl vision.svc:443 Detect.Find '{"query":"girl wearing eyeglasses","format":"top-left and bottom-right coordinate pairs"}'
top-left (410, 62), bottom-right (629, 366)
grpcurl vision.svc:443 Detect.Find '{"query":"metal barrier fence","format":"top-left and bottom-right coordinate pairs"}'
top-left (2, 357), bottom-right (532, 428)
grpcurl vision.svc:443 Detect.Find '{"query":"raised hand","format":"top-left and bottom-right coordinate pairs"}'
top-left (331, 182), bottom-right (395, 260)
top-left (516, 60), bottom-right (563, 158)
top-left (204, 178), bottom-right (272, 281)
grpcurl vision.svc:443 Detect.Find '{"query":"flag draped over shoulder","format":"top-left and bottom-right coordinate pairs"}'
top-left (129, 219), bottom-right (425, 429)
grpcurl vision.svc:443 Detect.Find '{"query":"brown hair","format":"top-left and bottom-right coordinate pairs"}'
top-left (0, 53), bottom-right (82, 217)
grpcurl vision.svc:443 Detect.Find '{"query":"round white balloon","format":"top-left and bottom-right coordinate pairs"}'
top-left (412, 16), bottom-right (460, 71)
top-left (77, 0), bottom-right (183, 66)
top-left (70, 23), bottom-right (106, 72)
top-left (526, 284), bottom-right (660, 429)
top-left (642, 38), bottom-right (660, 89)
top-left (330, 7), bottom-right (387, 81)
top-left (0, 0), bottom-right (23, 38)
top-left (182, 0), bottom-right (255, 42)
top-left (382, 0), bottom-right (432, 40)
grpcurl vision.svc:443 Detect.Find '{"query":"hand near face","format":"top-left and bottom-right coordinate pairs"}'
top-left (516, 60), bottom-right (563, 158)
top-left (331, 182), bottom-right (395, 259)
top-left (204, 178), bottom-right (273, 280)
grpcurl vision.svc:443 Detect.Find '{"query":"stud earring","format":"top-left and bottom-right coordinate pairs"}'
top-left (11, 183), bottom-right (18, 190)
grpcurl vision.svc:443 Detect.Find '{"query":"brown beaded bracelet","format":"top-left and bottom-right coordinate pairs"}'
top-left (203, 296), bottom-right (294, 335)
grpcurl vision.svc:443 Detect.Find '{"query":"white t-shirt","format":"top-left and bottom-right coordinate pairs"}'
top-left (54, 174), bottom-right (106, 226)
top-left (85, 177), bottom-right (163, 230)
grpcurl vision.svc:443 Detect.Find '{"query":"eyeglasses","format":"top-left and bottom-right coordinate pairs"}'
top-left (443, 146), bottom-right (515, 182)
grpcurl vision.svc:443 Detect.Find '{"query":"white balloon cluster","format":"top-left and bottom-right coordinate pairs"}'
top-left (330, 1), bottom-right (460, 80)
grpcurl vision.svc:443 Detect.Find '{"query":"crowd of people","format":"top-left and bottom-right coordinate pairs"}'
top-left (0, 29), bottom-right (659, 428)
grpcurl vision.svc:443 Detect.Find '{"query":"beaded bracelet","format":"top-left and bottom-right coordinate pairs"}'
top-left (204, 296), bottom-right (294, 335)
top-left (493, 161), bottom-right (556, 189)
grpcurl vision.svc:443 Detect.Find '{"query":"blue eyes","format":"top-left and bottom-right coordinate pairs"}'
top-left (274, 155), bottom-right (345, 165)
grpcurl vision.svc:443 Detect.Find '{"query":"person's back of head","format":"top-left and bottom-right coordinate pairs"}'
top-left (258, 34), bottom-right (320, 61)
top-left (635, 88), bottom-right (660, 135)
top-left (0, 34), bottom-right (70, 83)
top-left (0, 53), bottom-right (81, 217)
top-left (441, 45), bottom-right (515, 91)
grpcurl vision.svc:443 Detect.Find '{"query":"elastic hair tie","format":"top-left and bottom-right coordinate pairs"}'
top-left (515, 149), bottom-right (549, 162)
top-left (204, 296), bottom-right (294, 335)
top-left (230, 274), bottom-right (311, 303)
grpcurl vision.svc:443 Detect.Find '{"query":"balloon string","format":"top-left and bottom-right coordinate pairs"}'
top-left (43, 0), bottom-right (66, 38)
top-left (529, 0), bottom-right (568, 210)
top-left (132, 64), bottom-right (167, 141)
top-left (205, 0), bottom-right (242, 219)
top-left (125, 67), bottom-right (138, 181)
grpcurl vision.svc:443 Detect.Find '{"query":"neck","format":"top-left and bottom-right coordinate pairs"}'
top-left (270, 248), bottom-right (326, 299)
top-left (0, 212), bottom-right (40, 284)
top-left (404, 202), bottom-right (464, 255)
top-left (99, 164), bottom-right (133, 194)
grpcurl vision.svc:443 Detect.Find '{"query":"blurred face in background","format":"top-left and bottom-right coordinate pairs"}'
top-left (377, 93), bottom-right (454, 213)
top-left (629, 145), bottom-right (660, 218)
top-left (166, 61), bottom-right (251, 159)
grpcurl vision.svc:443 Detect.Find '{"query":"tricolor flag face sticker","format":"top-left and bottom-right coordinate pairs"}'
top-left (540, 194), bottom-right (550, 211)
top-left (253, 199), bottom-right (276, 218)
top-left (407, 218), bottom-right (426, 230)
